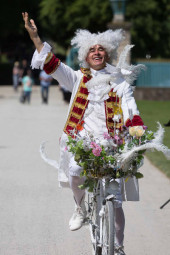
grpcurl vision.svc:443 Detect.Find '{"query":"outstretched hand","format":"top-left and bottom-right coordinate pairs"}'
top-left (22, 12), bottom-right (38, 39)
top-left (22, 12), bottom-right (43, 53)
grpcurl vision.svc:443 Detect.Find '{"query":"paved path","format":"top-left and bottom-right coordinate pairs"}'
top-left (0, 86), bottom-right (170, 255)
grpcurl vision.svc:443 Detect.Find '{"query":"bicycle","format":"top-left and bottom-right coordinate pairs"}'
top-left (85, 176), bottom-right (120, 255)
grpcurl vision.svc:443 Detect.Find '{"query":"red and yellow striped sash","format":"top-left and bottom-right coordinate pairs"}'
top-left (105, 89), bottom-right (123, 136)
top-left (63, 68), bottom-right (91, 137)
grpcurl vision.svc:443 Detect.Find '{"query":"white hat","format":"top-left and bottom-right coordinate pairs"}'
top-left (71, 29), bottom-right (124, 67)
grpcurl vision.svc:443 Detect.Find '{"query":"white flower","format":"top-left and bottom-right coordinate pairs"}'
top-left (109, 139), bottom-right (117, 148)
top-left (83, 144), bottom-right (90, 152)
top-left (116, 129), bottom-right (120, 135)
top-left (129, 126), bottom-right (145, 137)
top-left (100, 139), bottom-right (109, 147)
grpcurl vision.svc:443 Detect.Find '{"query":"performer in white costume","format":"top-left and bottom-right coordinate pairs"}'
top-left (22, 12), bottom-right (145, 255)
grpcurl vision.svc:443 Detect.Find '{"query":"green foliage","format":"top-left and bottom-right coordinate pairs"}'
top-left (134, 172), bottom-right (144, 179)
top-left (39, 0), bottom-right (112, 48)
top-left (1, 0), bottom-right (169, 62)
top-left (0, 0), bottom-right (42, 62)
top-left (79, 178), bottom-right (97, 192)
top-left (66, 132), bottom-right (152, 191)
top-left (39, 0), bottom-right (170, 57)
top-left (0, 0), bottom-right (41, 42)
top-left (126, 0), bottom-right (170, 58)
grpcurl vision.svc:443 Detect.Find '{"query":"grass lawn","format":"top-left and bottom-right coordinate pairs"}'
top-left (136, 100), bottom-right (170, 178)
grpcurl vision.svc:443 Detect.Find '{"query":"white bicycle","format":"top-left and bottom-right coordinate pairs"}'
top-left (86, 177), bottom-right (120, 255)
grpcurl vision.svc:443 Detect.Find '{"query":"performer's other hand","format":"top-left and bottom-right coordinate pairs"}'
top-left (22, 12), bottom-right (38, 40)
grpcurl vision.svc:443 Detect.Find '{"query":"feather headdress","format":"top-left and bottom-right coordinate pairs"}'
top-left (71, 29), bottom-right (124, 67)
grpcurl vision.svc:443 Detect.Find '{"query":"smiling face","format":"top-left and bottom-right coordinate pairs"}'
top-left (85, 44), bottom-right (109, 70)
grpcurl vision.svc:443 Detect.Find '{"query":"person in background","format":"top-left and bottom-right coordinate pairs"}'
top-left (21, 69), bottom-right (34, 104)
top-left (39, 70), bottom-right (53, 104)
top-left (19, 59), bottom-right (30, 84)
top-left (59, 84), bottom-right (72, 103)
top-left (12, 61), bottom-right (20, 91)
top-left (20, 59), bottom-right (29, 77)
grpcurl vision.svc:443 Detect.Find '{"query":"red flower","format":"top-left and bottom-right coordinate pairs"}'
top-left (125, 115), bottom-right (144, 127)
top-left (132, 115), bottom-right (144, 126)
top-left (125, 118), bottom-right (132, 127)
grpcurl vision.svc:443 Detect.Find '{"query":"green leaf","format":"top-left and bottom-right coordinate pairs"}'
top-left (74, 154), bottom-right (81, 161)
top-left (135, 172), bottom-right (144, 179)
top-left (138, 150), bottom-right (146, 154)
top-left (78, 184), bottom-right (86, 190)
top-left (116, 172), bottom-right (120, 178)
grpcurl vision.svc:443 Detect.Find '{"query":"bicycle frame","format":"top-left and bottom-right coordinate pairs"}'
top-left (86, 177), bottom-right (119, 254)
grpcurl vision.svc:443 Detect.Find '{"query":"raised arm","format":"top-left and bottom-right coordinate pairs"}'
top-left (22, 12), bottom-right (43, 53)
top-left (22, 12), bottom-right (79, 92)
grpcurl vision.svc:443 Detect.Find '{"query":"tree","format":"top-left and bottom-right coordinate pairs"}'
top-left (126, 0), bottom-right (170, 59)
top-left (1, 0), bottom-right (169, 62)
top-left (39, 0), bottom-right (170, 59)
top-left (0, 0), bottom-right (41, 61)
top-left (39, 0), bottom-right (112, 49)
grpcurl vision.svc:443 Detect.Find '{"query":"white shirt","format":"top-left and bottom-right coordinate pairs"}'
top-left (80, 68), bottom-right (109, 138)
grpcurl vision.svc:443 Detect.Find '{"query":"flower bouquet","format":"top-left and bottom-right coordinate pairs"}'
top-left (67, 123), bottom-right (170, 192)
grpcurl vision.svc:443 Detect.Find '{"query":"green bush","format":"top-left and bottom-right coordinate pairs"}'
top-left (0, 63), bottom-right (13, 85)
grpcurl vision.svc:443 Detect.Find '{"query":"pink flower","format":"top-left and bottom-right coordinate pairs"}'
top-left (90, 142), bottom-right (102, 156)
top-left (118, 139), bottom-right (123, 145)
top-left (92, 146), bottom-right (102, 157)
top-left (64, 146), bottom-right (68, 151)
top-left (90, 141), bottom-right (97, 148)
top-left (113, 135), bottom-right (123, 145)
top-left (114, 135), bottom-right (119, 141)
top-left (103, 132), bottom-right (111, 140)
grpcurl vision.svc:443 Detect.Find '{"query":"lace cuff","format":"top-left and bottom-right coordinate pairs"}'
top-left (31, 42), bottom-right (52, 70)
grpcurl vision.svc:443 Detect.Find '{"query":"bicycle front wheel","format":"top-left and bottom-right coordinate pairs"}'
top-left (101, 201), bottom-right (115, 255)
top-left (89, 193), bottom-right (102, 255)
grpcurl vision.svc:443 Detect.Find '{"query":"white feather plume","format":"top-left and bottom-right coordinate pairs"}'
top-left (117, 45), bottom-right (135, 69)
top-left (116, 44), bottom-right (146, 85)
top-left (152, 122), bottom-right (164, 144)
top-left (118, 123), bottom-right (170, 164)
top-left (39, 141), bottom-right (59, 169)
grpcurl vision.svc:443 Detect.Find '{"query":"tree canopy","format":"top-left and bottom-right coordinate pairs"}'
top-left (126, 0), bottom-right (170, 59)
top-left (0, 0), bottom-right (170, 62)
top-left (39, 0), bottom-right (170, 59)
top-left (0, 0), bottom-right (41, 61)
top-left (39, 0), bottom-right (112, 48)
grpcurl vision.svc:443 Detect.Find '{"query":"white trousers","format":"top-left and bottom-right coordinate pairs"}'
top-left (69, 156), bottom-right (123, 208)
top-left (68, 156), bottom-right (125, 246)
